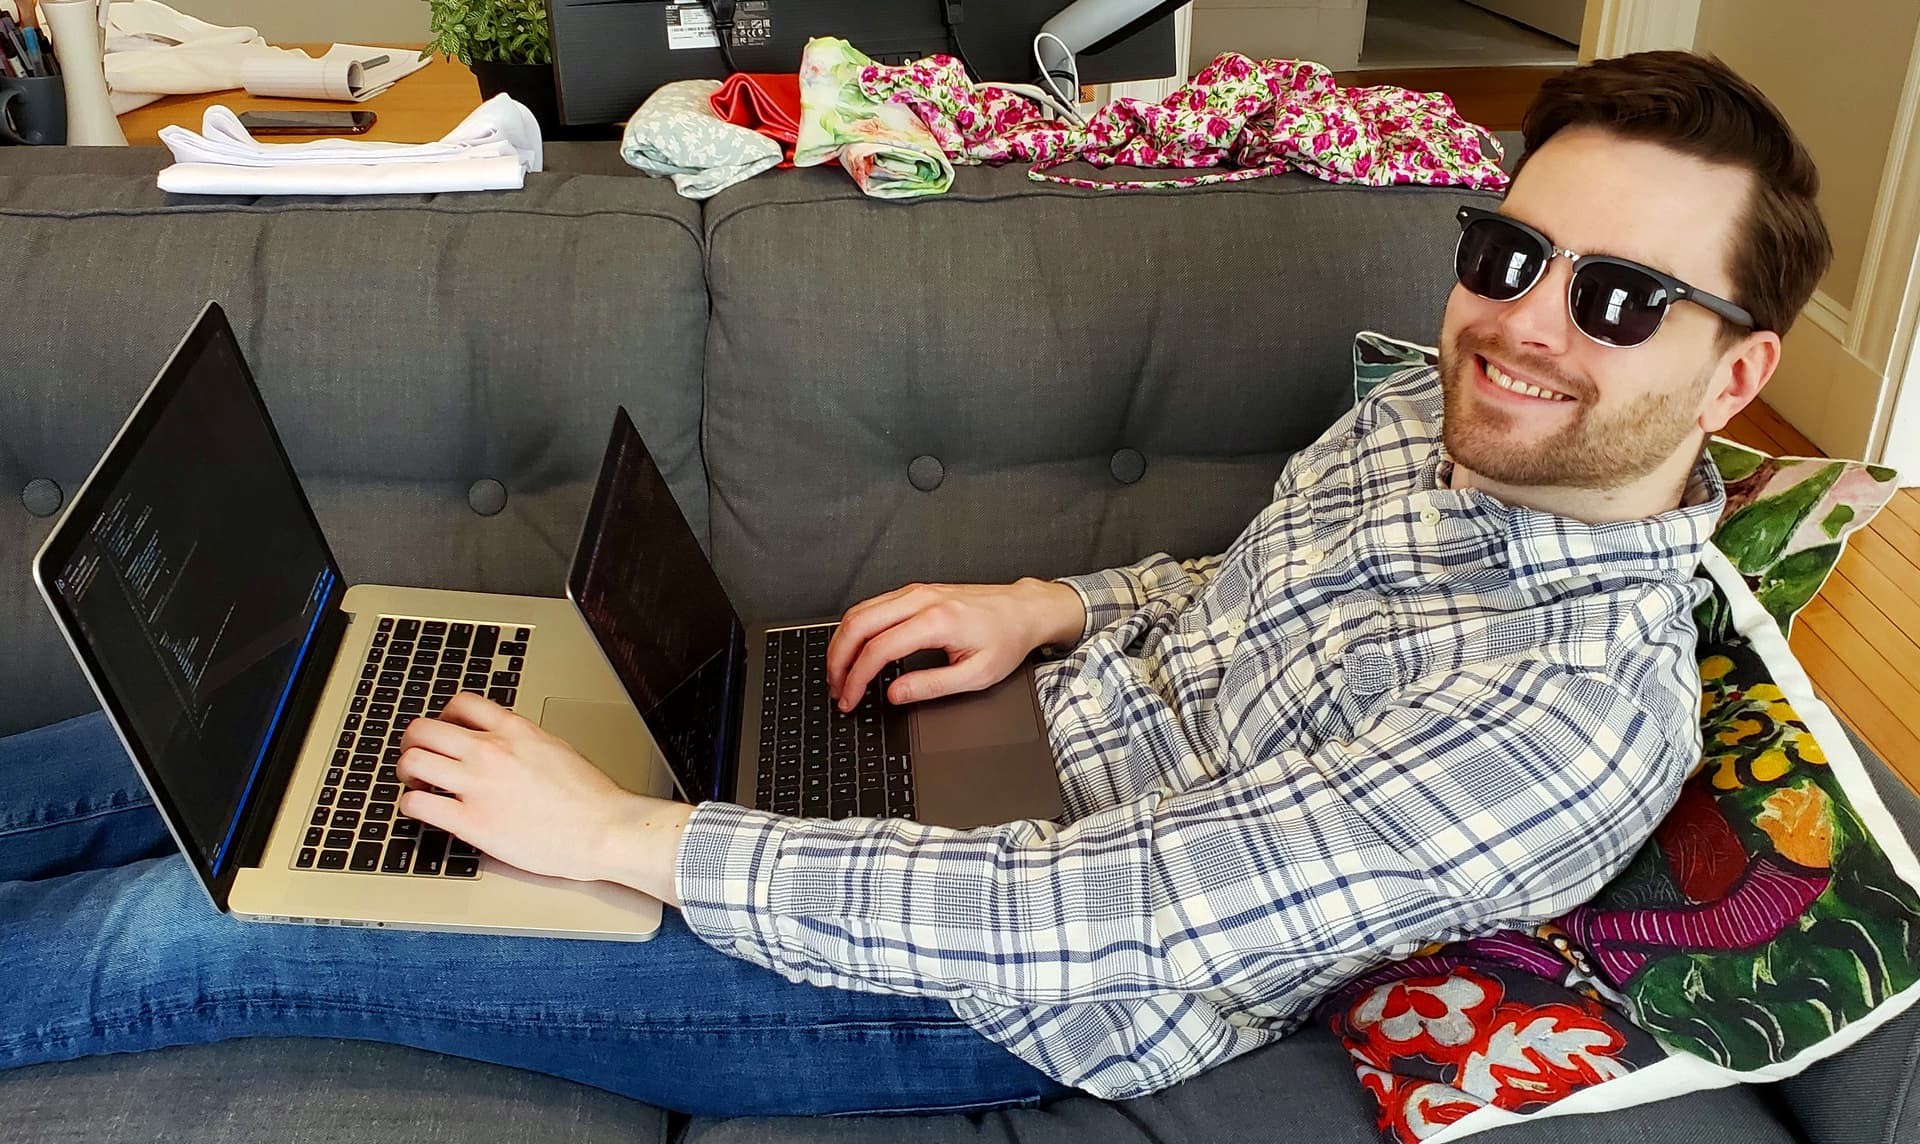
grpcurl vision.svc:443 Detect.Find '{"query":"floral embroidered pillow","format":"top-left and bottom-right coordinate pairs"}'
top-left (1350, 330), bottom-right (1900, 632)
top-left (1316, 549), bottom-right (1920, 1143)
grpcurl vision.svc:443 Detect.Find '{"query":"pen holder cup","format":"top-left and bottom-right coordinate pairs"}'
top-left (0, 76), bottom-right (67, 146)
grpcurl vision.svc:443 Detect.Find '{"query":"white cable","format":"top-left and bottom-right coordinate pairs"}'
top-left (1032, 31), bottom-right (1085, 126)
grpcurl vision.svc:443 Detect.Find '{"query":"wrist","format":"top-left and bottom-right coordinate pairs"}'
top-left (592, 792), bottom-right (694, 906)
top-left (1019, 576), bottom-right (1086, 649)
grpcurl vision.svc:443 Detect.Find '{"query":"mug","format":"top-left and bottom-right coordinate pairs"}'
top-left (0, 76), bottom-right (68, 146)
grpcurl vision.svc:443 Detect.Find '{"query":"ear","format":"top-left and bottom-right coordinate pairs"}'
top-left (1700, 330), bottom-right (1781, 435)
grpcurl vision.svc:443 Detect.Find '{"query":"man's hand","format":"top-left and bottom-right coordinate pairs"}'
top-left (825, 578), bottom-right (1086, 713)
top-left (395, 693), bottom-right (690, 905)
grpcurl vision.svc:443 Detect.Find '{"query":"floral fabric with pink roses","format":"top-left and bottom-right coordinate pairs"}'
top-left (853, 49), bottom-right (1510, 192)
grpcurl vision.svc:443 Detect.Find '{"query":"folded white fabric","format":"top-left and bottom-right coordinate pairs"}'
top-left (104, 0), bottom-right (294, 115)
top-left (620, 79), bottom-right (782, 200)
top-left (156, 95), bottom-right (544, 196)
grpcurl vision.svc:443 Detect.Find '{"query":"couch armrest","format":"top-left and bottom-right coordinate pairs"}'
top-left (1775, 723), bottom-right (1920, 1144)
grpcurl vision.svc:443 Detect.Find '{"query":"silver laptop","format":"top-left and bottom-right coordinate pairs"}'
top-left (33, 302), bottom-right (1063, 942)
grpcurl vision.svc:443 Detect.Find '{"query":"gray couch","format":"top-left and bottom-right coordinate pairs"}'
top-left (3, 142), bottom-right (1917, 1144)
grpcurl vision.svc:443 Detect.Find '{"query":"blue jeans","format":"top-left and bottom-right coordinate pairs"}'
top-left (0, 713), bottom-right (1071, 1117)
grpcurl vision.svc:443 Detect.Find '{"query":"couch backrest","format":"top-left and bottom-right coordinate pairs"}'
top-left (0, 152), bottom-right (708, 734)
top-left (1, 150), bottom-right (1493, 735)
top-left (701, 166), bottom-right (1487, 620)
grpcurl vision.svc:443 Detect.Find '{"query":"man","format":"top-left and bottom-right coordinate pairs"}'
top-left (2, 51), bottom-right (1830, 1115)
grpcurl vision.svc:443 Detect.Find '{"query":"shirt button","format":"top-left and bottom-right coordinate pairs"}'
top-left (1296, 468), bottom-right (1320, 489)
top-left (1299, 546), bottom-right (1325, 566)
top-left (1086, 678), bottom-right (1105, 699)
top-left (1228, 616), bottom-right (1247, 636)
top-left (1419, 506), bottom-right (1443, 527)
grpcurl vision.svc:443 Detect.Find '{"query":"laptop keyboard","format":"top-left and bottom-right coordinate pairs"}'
top-left (291, 616), bottom-right (536, 878)
top-left (755, 625), bottom-right (915, 820)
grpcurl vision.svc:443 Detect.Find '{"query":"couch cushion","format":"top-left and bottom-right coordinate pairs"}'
top-left (699, 164), bottom-right (1494, 621)
top-left (0, 1037), bottom-right (670, 1144)
top-left (0, 150), bottom-right (707, 735)
top-left (677, 1024), bottom-right (1802, 1144)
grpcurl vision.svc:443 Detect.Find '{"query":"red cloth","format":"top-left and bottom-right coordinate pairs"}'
top-left (710, 73), bottom-right (802, 167)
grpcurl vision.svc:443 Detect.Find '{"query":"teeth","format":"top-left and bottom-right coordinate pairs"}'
top-left (1485, 360), bottom-right (1572, 401)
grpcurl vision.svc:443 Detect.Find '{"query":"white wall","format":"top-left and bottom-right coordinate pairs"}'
top-left (166, 0), bottom-right (429, 45)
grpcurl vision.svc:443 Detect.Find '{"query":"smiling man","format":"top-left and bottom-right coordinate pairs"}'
top-left (3, 51), bottom-right (1833, 1118)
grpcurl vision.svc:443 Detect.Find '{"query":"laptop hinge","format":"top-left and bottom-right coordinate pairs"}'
top-left (227, 605), bottom-right (351, 875)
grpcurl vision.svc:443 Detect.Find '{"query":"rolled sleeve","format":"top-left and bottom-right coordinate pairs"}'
top-left (1056, 553), bottom-right (1224, 643)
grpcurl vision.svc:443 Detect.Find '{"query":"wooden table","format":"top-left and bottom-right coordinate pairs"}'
top-left (116, 45), bottom-right (482, 146)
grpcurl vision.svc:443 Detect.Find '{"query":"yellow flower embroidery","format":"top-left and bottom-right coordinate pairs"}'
top-left (1716, 717), bottom-right (1764, 747)
top-left (1701, 656), bottom-right (1735, 682)
top-left (1710, 754), bottom-right (1743, 791)
top-left (1755, 782), bottom-right (1833, 869)
top-left (1794, 733), bottom-right (1828, 765)
top-left (1746, 684), bottom-right (1785, 703)
top-left (1751, 749), bottom-right (1793, 783)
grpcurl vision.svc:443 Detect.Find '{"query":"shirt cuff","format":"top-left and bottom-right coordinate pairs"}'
top-left (674, 800), bottom-right (795, 962)
top-left (1054, 568), bottom-right (1146, 644)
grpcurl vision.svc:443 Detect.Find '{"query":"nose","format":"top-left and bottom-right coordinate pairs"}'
top-left (1499, 252), bottom-right (1576, 356)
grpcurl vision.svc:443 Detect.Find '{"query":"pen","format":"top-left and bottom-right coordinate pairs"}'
top-left (20, 25), bottom-right (43, 75)
top-left (358, 53), bottom-right (390, 69)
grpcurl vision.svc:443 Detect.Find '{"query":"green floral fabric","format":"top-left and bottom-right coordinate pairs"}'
top-left (794, 37), bottom-right (953, 199)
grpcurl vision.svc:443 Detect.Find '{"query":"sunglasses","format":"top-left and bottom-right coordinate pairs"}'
top-left (1453, 205), bottom-right (1758, 348)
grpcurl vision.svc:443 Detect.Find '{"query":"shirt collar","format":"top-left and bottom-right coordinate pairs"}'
top-left (1428, 444), bottom-right (1726, 589)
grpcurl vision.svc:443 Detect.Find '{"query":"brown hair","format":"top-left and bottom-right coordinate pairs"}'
top-left (1517, 50), bottom-right (1832, 339)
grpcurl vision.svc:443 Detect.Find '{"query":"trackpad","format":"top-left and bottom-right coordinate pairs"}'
top-left (538, 698), bottom-right (673, 799)
top-left (910, 671), bottom-right (1043, 752)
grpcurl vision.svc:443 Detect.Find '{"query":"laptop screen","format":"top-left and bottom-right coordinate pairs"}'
top-left (37, 305), bottom-right (339, 880)
top-left (568, 408), bottom-right (744, 804)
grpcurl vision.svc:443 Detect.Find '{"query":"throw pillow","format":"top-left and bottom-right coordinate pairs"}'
top-left (1349, 331), bottom-right (1900, 633)
top-left (1316, 548), bottom-right (1920, 1143)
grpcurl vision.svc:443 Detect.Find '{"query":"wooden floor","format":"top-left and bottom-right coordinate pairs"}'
top-left (1720, 404), bottom-right (1920, 797)
top-left (1330, 65), bottom-right (1565, 132)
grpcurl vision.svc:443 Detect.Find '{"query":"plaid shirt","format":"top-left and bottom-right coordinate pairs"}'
top-left (678, 366), bottom-right (1724, 1099)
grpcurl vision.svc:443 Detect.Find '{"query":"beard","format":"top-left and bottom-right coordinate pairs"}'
top-left (1438, 331), bottom-right (1712, 490)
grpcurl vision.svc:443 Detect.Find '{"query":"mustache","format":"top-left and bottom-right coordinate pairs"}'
top-left (1452, 331), bottom-right (1593, 402)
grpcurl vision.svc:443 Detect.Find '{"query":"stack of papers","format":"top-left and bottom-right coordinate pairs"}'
top-left (156, 94), bottom-right (544, 196)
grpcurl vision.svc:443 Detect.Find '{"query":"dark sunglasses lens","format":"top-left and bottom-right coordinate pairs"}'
top-left (1456, 218), bottom-right (1545, 301)
top-left (1569, 261), bottom-right (1668, 347)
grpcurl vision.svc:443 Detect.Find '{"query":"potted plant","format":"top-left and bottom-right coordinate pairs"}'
top-left (422, 0), bottom-right (561, 134)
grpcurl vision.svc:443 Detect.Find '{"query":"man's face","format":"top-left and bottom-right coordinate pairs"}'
top-left (1438, 127), bottom-right (1757, 490)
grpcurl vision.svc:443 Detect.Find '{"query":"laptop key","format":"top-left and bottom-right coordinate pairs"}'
top-left (448, 622), bottom-right (473, 646)
top-left (407, 665), bottom-right (434, 682)
top-left (356, 679), bottom-right (373, 697)
top-left (395, 619), bottom-right (420, 640)
top-left (366, 801), bottom-right (395, 822)
top-left (450, 839), bottom-right (480, 857)
top-left (330, 810), bottom-right (360, 829)
top-left (315, 790), bottom-right (336, 810)
top-left (373, 686), bottom-right (399, 704)
top-left (488, 687), bottom-right (517, 707)
top-left (381, 839), bottom-right (416, 873)
top-left (515, 627), bottom-right (530, 641)
top-left (423, 621), bottom-right (448, 637)
top-left (378, 617), bottom-right (394, 632)
top-left (318, 849), bottom-right (349, 870)
top-left (337, 790), bottom-right (366, 810)
top-left (467, 657), bottom-right (494, 675)
top-left (379, 671), bottom-right (405, 687)
top-left (473, 626), bottom-right (500, 657)
top-left (431, 678), bottom-right (459, 696)
top-left (350, 842), bottom-right (383, 872)
top-left (296, 847), bottom-right (318, 869)
top-left (462, 675), bottom-right (488, 692)
top-left (360, 822), bottom-right (388, 842)
top-left (427, 695), bottom-right (452, 714)
top-left (305, 826), bottom-right (324, 847)
top-left (414, 831), bottom-right (449, 876)
top-left (397, 696), bottom-right (425, 714)
top-left (325, 828), bottom-right (356, 849)
top-left (372, 783), bottom-right (400, 802)
top-left (492, 670), bottom-right (520, 687)
top-left (390, 817), bottom-right (421, 838)
top-left (343, 773), bottom-right (371, 792)
top-left (444, 857), bottom-right (480, 878)
top-left (403, 680), bottom-right (430, 698)
top-left (325, 767), bottom-right (343, 786)
top-left (498, 640), bottom-right (527, 657)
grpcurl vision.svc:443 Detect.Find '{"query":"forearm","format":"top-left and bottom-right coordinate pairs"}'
top-left (1055, 553), bottom-right (1224, 642)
